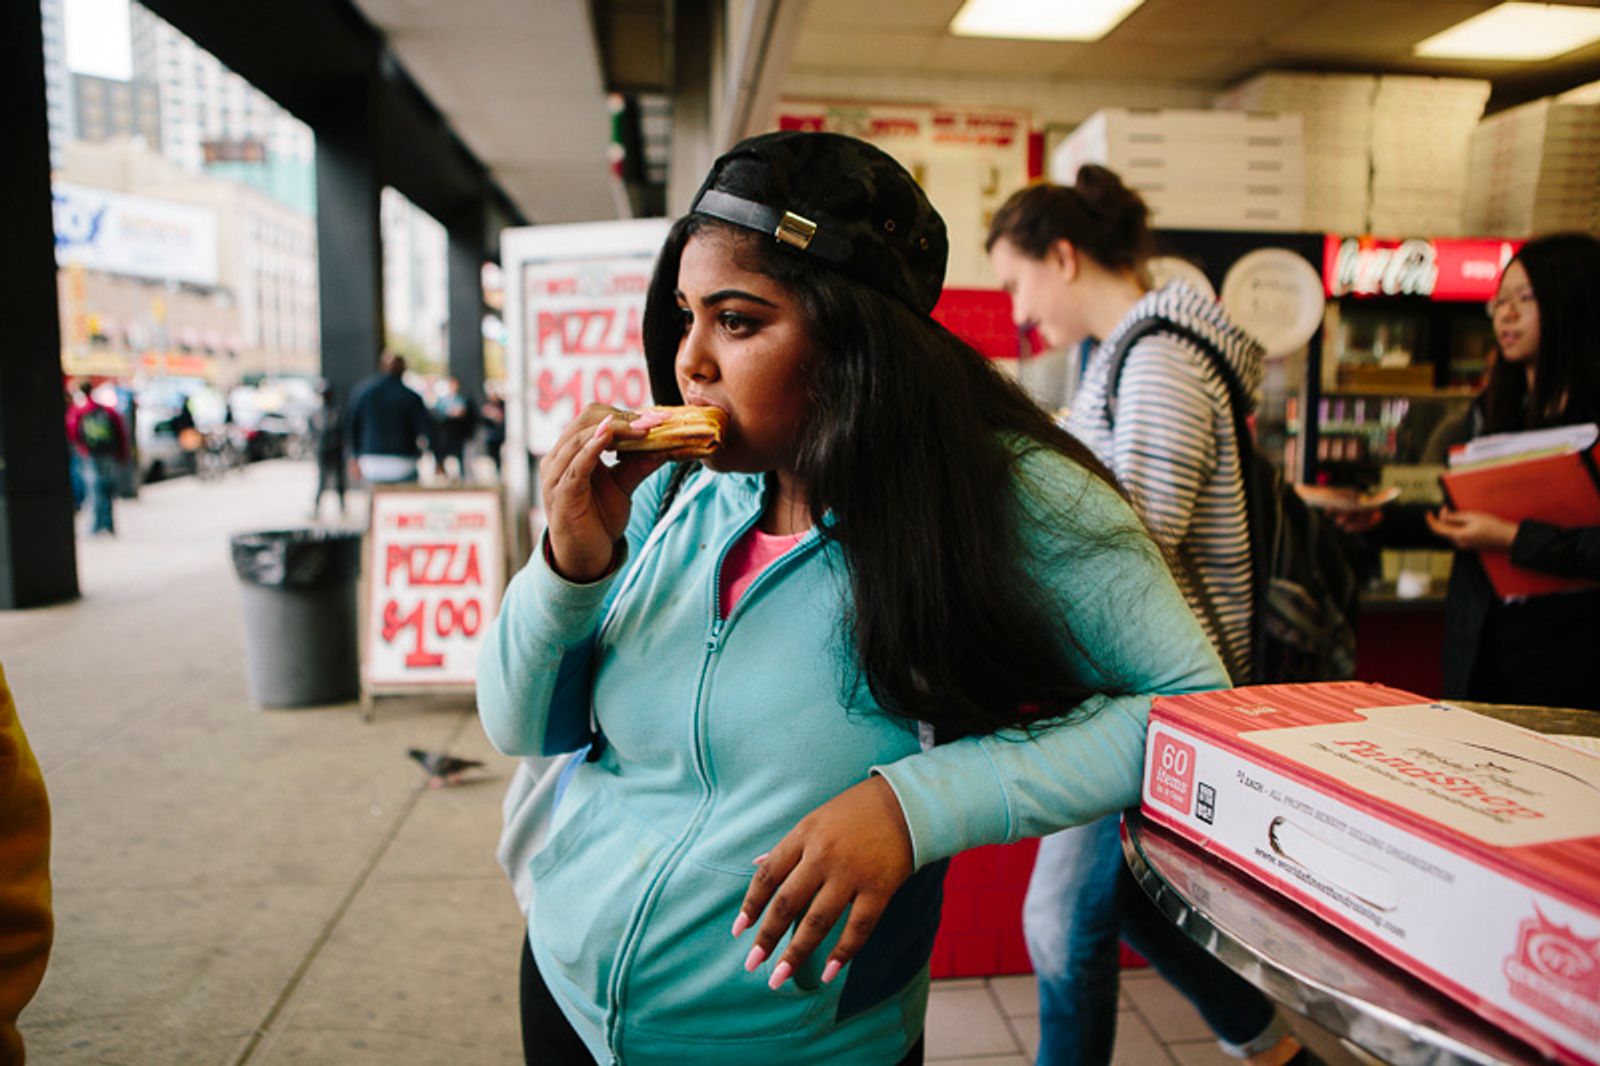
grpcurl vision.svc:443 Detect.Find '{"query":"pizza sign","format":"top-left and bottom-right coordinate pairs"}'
top-left (365, 489), bottom-right (504, 689)
top-left (522, 256), bottom-right (656, 455)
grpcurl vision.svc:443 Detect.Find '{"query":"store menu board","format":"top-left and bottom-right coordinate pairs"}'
top-left (364, 488), bottom-right (505, 691)
top-left (776, 100), bottom-right (1033, 288)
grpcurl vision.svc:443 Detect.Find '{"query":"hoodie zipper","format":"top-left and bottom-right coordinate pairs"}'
top-left (600, 501), bottom-right (822, 1061)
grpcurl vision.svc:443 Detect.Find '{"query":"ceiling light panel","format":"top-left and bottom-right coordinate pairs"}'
top-left (1414, 2), bottom-right (1600, 61)
top-left (949, 0), bottom-right (1145, 42)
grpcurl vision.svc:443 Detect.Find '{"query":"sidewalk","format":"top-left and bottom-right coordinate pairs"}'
top-left (4, 460), bottom-right (1361, 1065)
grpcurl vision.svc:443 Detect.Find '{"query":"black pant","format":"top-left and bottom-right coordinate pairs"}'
top-left (519, 936), bottom-right (925, 1065)
top-left (314, 455), bottom-right (346, 510)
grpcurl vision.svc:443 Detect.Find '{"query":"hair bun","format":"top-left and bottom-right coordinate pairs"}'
top-left (1073, 164), bottom-right (1149, 238)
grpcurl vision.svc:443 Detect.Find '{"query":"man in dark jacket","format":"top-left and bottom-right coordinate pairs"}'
top-left (345, 353), bottom-right (438, 485)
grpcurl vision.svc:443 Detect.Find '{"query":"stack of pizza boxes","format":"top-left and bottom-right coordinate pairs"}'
top-left (1142, 682), bottom-right (1600, 1064)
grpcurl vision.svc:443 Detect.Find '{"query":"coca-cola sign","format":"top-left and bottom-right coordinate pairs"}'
top-left (1322, 235), bottom-right (1523, 302)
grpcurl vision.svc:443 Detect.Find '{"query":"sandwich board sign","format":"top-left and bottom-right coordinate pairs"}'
top-left (362, 487), bottom-right (505, 702)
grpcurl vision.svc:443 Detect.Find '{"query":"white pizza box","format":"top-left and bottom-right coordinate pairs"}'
top-left (1142, 683), bottom-right (1600, 1065)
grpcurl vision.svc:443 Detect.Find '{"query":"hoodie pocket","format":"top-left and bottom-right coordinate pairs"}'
top-left (529, 784), bottom-right (663, 1002)
top-left (620, 857), bottom-right (837, 1042)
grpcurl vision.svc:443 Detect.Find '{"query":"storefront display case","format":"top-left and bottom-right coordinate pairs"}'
top-left (1310, 235), bottom-right (1521, 491)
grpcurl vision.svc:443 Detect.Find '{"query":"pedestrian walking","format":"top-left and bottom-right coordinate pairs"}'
top-left (430, 376), bottom-right (477, 483)
top-left (310, 383), bottom-right (347, 518)
top-left (480, 382), bottom-right (506, 477)
top-left (345, 353), bottom-right (439, 485)
top-left (66, 380), bottom-right (129, 536)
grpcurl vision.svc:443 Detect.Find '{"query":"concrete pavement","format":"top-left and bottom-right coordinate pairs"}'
top-left (5, 461), bottom-right (523, 1064)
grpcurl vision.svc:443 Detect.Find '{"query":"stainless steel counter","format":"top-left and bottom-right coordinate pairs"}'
top-left (1122, 702), bottom-right (1593, 1066)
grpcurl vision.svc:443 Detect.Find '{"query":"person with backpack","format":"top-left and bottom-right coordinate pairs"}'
top-left (987, 173), bottom-right (1320, 1066)
top-left (479, 131), bottom-right (1228, 1065)
top-left (66, 380), bottom-right (129, 537)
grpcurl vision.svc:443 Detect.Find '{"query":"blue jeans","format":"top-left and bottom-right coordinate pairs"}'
top-left (1024, 814), bottom-right (1285, 1065)
top-left (89, 455), bottom-right (119, 533)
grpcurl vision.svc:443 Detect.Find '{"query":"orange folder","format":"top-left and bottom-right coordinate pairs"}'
top-left (1440, 442), bottom-right (1600, 599)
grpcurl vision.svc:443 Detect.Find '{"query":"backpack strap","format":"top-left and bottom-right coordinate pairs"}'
top-left (1106, 318), bottom-right (1252, 448)
top-left (1105, 317), bottom-right (1257, 684)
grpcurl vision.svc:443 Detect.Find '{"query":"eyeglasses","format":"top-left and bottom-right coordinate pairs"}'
top-left (1486, 290), bottom-right (1535, 317)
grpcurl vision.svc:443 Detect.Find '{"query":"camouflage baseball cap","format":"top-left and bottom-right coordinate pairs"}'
top-left (690, 131), bottom-right (949, 315)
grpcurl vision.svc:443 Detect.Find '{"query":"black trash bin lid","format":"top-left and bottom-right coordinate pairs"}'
top-left (231, 528), bottom-right (363, 590)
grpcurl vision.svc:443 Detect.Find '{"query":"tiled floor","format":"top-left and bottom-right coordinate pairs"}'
top-left (924, 968), bottom-right (1369, 1065)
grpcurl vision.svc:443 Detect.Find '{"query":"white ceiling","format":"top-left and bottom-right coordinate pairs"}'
top-left (349, 0), bottom-right (618, 225)
top-left (790, 0), bottom-right (1600, 82)
top-left (344, 0), bottom-right (1600, 225)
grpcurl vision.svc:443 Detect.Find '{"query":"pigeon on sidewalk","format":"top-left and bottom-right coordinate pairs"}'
top-left (408, 748), bottom-right (485, 788)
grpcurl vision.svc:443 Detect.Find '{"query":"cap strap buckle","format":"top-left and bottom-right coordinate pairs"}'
top-left (774, 211), bottom-right (817, 250)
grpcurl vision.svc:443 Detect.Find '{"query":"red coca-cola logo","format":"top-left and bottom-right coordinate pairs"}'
top-left (1328, 238), bottom-right (1438, 298)
top-left (1321, 235), bottom-right (1523, 302)
top-left (1503, 906), bottom-right (1600, 1039)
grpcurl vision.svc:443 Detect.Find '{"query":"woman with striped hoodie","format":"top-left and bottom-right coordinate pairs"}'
top-left (988, 171), bottom-right (1317, 1066)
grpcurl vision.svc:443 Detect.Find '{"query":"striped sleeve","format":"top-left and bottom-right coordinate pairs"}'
top-left (1111, 336), bottom-right (1218, 549)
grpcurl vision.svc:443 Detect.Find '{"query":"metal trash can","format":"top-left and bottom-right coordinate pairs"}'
top-left (231, 529), bottom-right (363, 707)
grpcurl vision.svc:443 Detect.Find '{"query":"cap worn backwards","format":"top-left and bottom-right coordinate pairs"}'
top-left (689, 131), bottom-right (949, 316)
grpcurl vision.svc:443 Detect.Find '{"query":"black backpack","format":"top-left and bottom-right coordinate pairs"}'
top-left (80, 405), bottom-right (121, 457)
top-left (1106, 319), bottom-right (1359, 684)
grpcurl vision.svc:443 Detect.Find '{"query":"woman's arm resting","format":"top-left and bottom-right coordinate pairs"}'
top-left (734, 455), bottom-right (1228, 988)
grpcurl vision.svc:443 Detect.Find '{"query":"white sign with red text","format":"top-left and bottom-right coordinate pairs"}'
top-left (364, 489), bottom-right (504, 690)
top-left (505, 220), bottom-right (674, 458)
top-left (500, 219), bottom-right (673, 563)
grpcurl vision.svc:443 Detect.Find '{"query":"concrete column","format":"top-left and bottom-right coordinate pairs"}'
top-left (0, 1), bottom-right (79, 608)
top-left (445, 199), bottom-right (486, 403)
top-left (667, 0), bottom-right (720, 216)
top-left (313, 76), bottom-right (385, 409)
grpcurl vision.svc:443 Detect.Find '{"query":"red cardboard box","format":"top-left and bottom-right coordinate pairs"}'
top-left (1142, 683), bottom-right (1600, 1065)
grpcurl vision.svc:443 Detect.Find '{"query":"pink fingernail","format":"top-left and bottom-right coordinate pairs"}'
top-left (821, 959), bottom-right (842, 984)
top-left (632, 411), bottom-right (666, 429)
top-left (743, 944), bottom-right (767, 972)
top-left (752, 853), bottom-right (769, 865)
top-left (731, 913), bottom-right (750, 938)
top-left (591, 418), bottom-right (610, 441)
top-left (767, 961), bottom-right (793, 991)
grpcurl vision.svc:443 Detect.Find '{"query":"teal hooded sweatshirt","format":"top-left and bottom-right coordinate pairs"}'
top-left (479, 448), bottom-right (1226, 1065)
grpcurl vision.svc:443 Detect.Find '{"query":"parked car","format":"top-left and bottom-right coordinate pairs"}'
top-left (134, 378), bottom-right (206, 483)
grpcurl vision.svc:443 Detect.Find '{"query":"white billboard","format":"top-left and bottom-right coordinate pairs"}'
top-left (53, 182), bottom-right (219, 287)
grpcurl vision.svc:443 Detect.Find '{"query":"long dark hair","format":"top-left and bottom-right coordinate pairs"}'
top-left (643, 215), bottom-right (1152, 739)
top-left (1482, 232), bottom-right (1600, 434)
top-left (984, 166), bottom-right (1152, 273)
